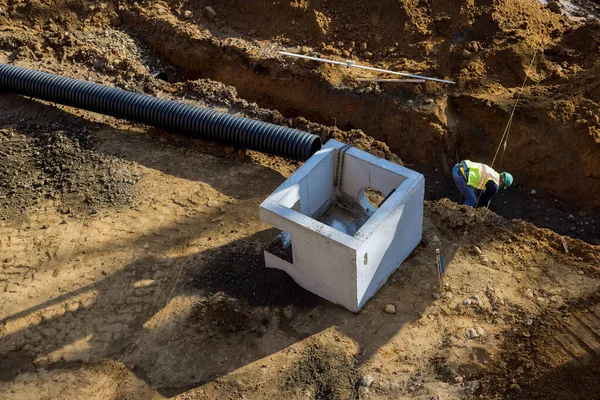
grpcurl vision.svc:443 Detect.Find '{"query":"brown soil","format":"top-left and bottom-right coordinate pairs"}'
top-left (0, 1), bottom-right (599, 399)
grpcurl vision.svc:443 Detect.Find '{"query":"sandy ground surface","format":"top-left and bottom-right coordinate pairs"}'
top-left (1, 1), bottom-right (600, 399)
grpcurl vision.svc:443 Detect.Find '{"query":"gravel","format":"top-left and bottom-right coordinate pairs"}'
top-left (0, 127), bottom-right (137, 219)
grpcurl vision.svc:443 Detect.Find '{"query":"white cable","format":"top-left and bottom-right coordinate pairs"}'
top-left (279, 51), bottom-right (455, 85)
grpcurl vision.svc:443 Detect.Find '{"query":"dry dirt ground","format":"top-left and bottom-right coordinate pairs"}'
top-left (1, 1), bottom-right (600, 399)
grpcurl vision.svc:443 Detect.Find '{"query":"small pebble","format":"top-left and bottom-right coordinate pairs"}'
top-left (432, 292), bottom-right (440, 299)
top-left (384, 304), bottom-right (396, 314)
top-left (359, 375), bottom-right (374, 388)
top-left (471, 295), bottom-right (484, 308)
top-left (516, 366), bottom-right (524, 374)
top-left (510, 383), bottom-right (522, 393)
top-left (203, 6), bottom-right (217, 18)
top-left (466, 327), bottom-right (479, 339)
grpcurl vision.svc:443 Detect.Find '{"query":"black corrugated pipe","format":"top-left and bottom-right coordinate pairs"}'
top-left (0, 63), bottom-right (322, 161)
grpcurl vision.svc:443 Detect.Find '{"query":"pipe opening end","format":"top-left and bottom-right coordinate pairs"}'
top-left (308, 136), bottom-right (322, 159)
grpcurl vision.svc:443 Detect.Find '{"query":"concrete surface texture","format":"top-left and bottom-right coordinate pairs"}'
top-left (260, 140), bottom-right (425, 311)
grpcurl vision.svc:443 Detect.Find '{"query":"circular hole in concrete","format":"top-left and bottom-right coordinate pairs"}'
top-left (364, 187), bottom-right (385, 209)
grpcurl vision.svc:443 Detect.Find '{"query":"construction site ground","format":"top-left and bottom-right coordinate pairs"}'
top-left (1, 1), bottom-right (599, 399)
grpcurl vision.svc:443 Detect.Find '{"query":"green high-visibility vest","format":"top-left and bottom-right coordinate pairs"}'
top-left (463, 160), bottom-right (500, 190)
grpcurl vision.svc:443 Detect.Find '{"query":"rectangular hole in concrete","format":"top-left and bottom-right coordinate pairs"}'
top-left (266, 231), bottom-right (293, 264)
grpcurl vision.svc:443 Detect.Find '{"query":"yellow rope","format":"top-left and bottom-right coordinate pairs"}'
top-left (490, 45), bottom-right (539, 169)
top-left (455, 41), bottom-right (540, 246)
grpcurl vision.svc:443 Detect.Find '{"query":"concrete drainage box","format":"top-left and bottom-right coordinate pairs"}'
top-left (259, 139), bottom-right (424, 312)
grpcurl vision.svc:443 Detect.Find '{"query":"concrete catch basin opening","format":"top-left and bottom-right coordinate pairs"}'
top-left (260, 139), bottom-right (425, 312)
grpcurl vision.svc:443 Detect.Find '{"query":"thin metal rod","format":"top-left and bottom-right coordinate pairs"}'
top-left (279, 51), bottom-right (456, 85)
top-left (356, 78), bottom-right (426, 83)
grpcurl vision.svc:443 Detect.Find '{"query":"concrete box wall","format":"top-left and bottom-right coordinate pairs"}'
top-left (260, 140), bottom-right (424, 312)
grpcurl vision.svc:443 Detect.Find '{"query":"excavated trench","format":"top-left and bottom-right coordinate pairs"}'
top-left (0, 1), bottom-right (598, 242)
top-left (121, 10), bottom-right (600, 203)
top-left (116, 11), bottom-right (600, 243)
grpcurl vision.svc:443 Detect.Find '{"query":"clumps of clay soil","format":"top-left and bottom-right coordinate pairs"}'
top-left (428, 198), bottom-right (505, 229)
top-left (0, 128), bottom-right (137, 219)
top-left (187, 293), bottom-right (271, 338)
top-left (478, 292), bottom-right (600, 399)
top-left (282, 342), bottom-right (360, 400)
top-left (190, 243), bottom-right (321, 309)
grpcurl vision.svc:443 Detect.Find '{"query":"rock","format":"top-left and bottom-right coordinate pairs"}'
top-left (463, 298), bottom-right (472, 306)
top-left (476, 327), bottom-right (485, 337)
top-left (480, 256), bottom-right (490, 265)
top-left (474, 246), bottom-right (483, 256)
top-left (433, 235), bottom-right (441, 242)
top-left (568, 214), bottom-right (575, 219)
top-left (183, 10), bottom-right (192, 18)
top-left (530, 189), bottom-right (537, 195)
top-left (547, 1), bottom-right (562, 14)
top-left (526, 362), bottom-right (534, 369)
top-left (526, 318), bottom-right (533, 326)
top-left (433, 292), bottom-right (440, 299)
top-left (466, 327), bottom-right (479, 339)
top-left (359, 375), bottom-right (374, 387)
top-left (510, 383), bottom-right (523, 393)
top-left (203, 6), bottom-right (217, 18)
top-left (464, 380), bottom-right (481, 395)
top-left (466, 41), bottom-right (481, 52)
top-left (385, 304), bottom-right (396, 314)
top-left (516, 366), bottom-right (524, 374)
top-left (363, 51), bottom-right (374, 59)
top-left (471, 295), bottom-right (484, 308)
top-left (360, 42), bottom-right (368, 51)
top-left (574, 118), bottom-right (587, 129)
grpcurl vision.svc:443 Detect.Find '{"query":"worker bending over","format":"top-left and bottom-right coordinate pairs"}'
top-left (452, 160), bottom-right (513, 208)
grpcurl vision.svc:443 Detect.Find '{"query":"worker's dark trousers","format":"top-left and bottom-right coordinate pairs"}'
top-left (452, 164), bottom-right (477, 207)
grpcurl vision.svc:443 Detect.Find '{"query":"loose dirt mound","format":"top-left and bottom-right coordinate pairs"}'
top-left (282, 341), bottom-right (360, 400)
top-left (0, 127), bottom-right (135, 219)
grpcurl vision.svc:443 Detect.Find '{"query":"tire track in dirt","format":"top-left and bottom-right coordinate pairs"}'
top-left (90, 226), bottom-right (192, 399)
top-left (551, 304), bottom-right (600, 364)
top-left (0, 215), bottom-right (87, 352)
top-left (124, 234), bottom-right (191, 347)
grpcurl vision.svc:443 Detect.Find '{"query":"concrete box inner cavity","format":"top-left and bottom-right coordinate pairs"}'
top-left (260, 139), bottom-right (424, 312)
